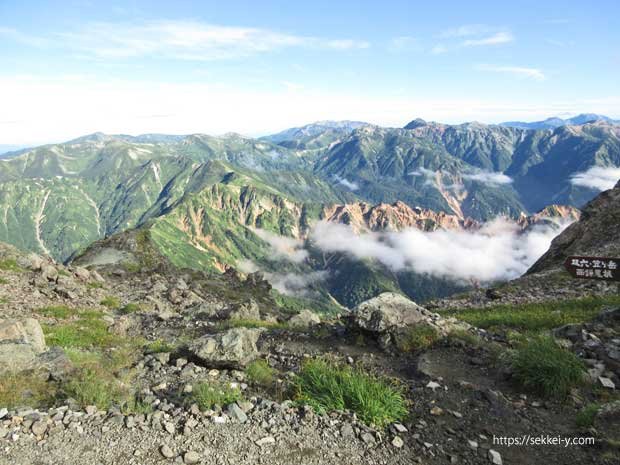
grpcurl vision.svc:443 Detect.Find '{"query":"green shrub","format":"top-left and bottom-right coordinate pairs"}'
top-left (507, 335), bottom-right (586, 398)
top-left (395, 324), bottom-right (440, 352)
top-left (294, 358), bottom-right (408, 427)
top-left (0, 277), bottom-right (8, 284)
top-left (100, 296), bottom-right (121, 309)
top-left (87, 281), bottom-right (104, 289)
top-left (246, 359), bottom-right (275, 386)
top-left (190, 382), bottom-right (242, 410)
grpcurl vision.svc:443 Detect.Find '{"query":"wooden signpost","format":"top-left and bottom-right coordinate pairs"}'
top-left (564, 256), bottom-right (620, 282)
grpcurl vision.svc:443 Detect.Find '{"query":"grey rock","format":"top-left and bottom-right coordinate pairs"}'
top-left (183, 451), bottom-right (201, 464)
top-left (599, 376), bottom-right (616, 389)
top-left (228, 299), bottom-right (261, 321)
top-left (189, 328), bottom-right (263, 369)
top-left (227, 403), bottom-right (248, 423)
top-left (0, 318), bottom-right (47, 373)
top-left (255, 436), bottom-right (276, 446)
top-left (392, 436), bottom-right (404, 448)
top-left (31, 420), bottom-right (47, 437)
top-left (160, 444), bottom-right (175, 458)
top-left (288, 309), bottom-right (321, 329)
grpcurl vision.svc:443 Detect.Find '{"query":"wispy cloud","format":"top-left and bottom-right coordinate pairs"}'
top-left (433, 25), bottom-right (513, 53)
top-left (462, 32), bottom-right (514, 47)
top-left (570, 166), bottom-right (620, 191)
top-left (252, 228), bottom-right (308, 263)
top-left (440, 24), bottom-right (490, 39)
top-left (7, 20), bottom-right (368, 61)
top-left (462, 170), bottom-right (513, 185)
top-left (334, 175), bottom-right (359, 191)
top-left (0, 27), bottom-right (49, 47)
top-left (477, 64), bottom-right (546, 81)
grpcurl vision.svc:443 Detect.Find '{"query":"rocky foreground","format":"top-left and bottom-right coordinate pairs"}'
top-left (1, 240), bottom-right (619, 465)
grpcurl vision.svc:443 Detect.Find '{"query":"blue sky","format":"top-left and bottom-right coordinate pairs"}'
top-left (1, 0), bottom-right (619, 144)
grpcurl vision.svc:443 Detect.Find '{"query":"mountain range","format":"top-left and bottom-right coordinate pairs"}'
top-left (0, 116), bottom-right (619, 308)
top-left (500, 113), bottom-right (620, 130)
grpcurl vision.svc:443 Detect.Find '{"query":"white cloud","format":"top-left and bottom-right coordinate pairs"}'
top-left (440, 24), bottom-right (490, 39)
top-left (462, 170), bottom-right (513, 185)
top-left (310, 218), bottom-right (572, 283)
top-left (334, 175), bottom-right (359, 191)
top-left (236, 258), bottom-right (326, 296)
top-left (45, 20), bottom-right (369, 61)
top-left (477, 65), bottom-right (546, 81)
top-left (570, 166), bottom-right (620, 191)
top-left (252, 228), bottom-right (308, 263)
top-left (430, 44), bottom-right (448, 55)
top-left (462, 32), bottom-right (514, 47)
top-left (263, 270), bottom-right (328, 297)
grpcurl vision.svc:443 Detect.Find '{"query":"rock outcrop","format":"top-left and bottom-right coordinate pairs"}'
top-left (0, 318), bottom-right (46, 373)
top-left (529, 180), bottom-right (620, 273)
top-left (287, 309), bottom-right (321, 329)
top-left (351, 292), bottom-right (471, 350)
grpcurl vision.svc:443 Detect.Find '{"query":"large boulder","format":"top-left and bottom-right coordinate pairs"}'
top-left (228, 300), bottom-right (261, 321)
top-left (0, 318), bottom-right (47, 373)
top-left (351, 292), bottom-right (470, 350)
top-left (189, 328), bottom-right (263, 369)
top-left (288, 309), bottom-right (321, 329)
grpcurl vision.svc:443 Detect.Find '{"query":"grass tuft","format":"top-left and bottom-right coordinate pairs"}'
top-left (144, 339), bottom-right (174, 354)
top-left (507, 335), bottom-right (586, 398)
top-left (119, 303), bottom-right (143, 314)
top-left (0, 259), bottom-right (23, 272)
top-left (62, 368), bottom-right (125, 409)
top-left (216, 318), bottom-right (288, 331)
top-left (35, 305), bottom-right (78, 319)
top-left (0, 372), bottom-right (57, 409)
top-left (245, 359), bottom-right (276, 386)
top-left (100, 296), bottom-right (121, 309)
top-left (576, 403), bottom-right (600, 428)
top-left (443, 296), bottom-right (620, 333)
top-left (294, 358), bottom-right (408, 427)
top-left (190, 382), bottom-right (242, 410)
top-left (394, 324), bottom-right (440, 352)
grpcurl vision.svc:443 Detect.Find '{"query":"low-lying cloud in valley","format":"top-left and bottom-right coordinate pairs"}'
top-left (310, 218), bottom-right (571, 282)
top-left (252, 228), bottom-right (308, 262)
top-left (462, 170), bottom-right (513, 185)
top-left (236, 258), bottom-right (326, 297)
top-left (334, 175), bottom-right (359, 191)
top-left (570, 166), bottom-right (620, 191)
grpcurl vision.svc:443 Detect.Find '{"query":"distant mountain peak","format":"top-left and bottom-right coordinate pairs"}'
top-left (403, 118), bottom-right (427, 129)
top-left (500, 113), bottom-right (619, 130)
